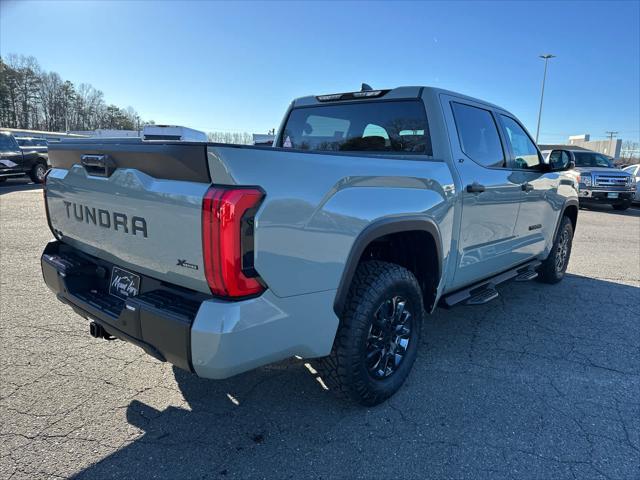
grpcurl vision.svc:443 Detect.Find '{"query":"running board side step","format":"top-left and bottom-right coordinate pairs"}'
top-left (465, 287), bottom-right (499, 305)
top-left (515, 270), bottom-right (538, 282)
top-left (442, 260), bottom-right (541, 307)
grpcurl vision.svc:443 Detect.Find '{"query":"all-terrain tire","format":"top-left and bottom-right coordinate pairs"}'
top-left (538, 215), bottom-right (573, 284)
top-left (315, 261), bottom-right (423, 406)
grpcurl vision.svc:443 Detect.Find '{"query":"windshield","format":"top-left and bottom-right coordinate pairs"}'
top-left (573, 152), bottom-right (614, 168)
top-left (280, 100), bottom-right (432, 155)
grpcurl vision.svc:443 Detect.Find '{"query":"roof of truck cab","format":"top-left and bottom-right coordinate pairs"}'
top-left (292, 86), bottom-right (505, 111)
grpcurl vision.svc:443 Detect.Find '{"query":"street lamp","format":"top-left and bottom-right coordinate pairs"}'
top-left (535, 54), bottom-right (556, 144)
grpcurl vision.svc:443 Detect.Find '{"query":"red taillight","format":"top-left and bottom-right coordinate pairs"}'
top-left (202, 186), bottom-right (265, 298)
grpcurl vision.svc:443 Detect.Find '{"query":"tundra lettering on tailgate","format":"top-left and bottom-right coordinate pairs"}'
top-left (63, 201), bottom-right (148, 238)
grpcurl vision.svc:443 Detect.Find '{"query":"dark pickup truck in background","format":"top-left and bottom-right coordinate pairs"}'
top-left (540, 145), bottom-right (635, 210)
top-left (0, 132), bottom-right (49, 184)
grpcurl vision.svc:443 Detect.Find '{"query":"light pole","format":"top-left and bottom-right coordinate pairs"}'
top-left (535, 54), bottom-right (555, 144)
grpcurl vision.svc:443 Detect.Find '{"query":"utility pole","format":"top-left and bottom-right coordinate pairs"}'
top-left (605, 131), bottom-right (618, 141)
top-left (535, 54), bottom-right (556, 144)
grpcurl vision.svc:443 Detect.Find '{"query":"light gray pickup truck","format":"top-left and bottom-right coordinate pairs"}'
top-left (41, 86), bottom-right (579, 405)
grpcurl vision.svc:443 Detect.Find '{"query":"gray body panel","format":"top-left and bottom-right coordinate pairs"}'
top-left (207, 146), bottom-right (456, 298)
top-left (191, 289), bottom-right (338, 378)
top-left (46, 166), bottom-right (211, 293)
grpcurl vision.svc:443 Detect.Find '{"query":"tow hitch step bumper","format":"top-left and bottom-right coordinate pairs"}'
top-left (40, 240), bottom-right (209, 372)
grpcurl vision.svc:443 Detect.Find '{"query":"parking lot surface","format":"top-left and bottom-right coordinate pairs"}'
top-left (1, 178), bottom-right (639, 480)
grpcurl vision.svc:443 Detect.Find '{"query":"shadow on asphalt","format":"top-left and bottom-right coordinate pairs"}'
top-left (0, 178), bottom-right (43, 194)
top-left (71, 273), bottom-right (640, 479)
top-left (582, 203), bottom-right (640, 217)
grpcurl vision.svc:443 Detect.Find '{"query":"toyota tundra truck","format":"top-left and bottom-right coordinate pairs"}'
top-left (41, 86), bottom-right (579, 405)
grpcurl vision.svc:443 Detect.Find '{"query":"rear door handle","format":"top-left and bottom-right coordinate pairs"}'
top-left (466, 183), bottom-right (486, 193)
top-left (521, 183), bottom-right (534, 192)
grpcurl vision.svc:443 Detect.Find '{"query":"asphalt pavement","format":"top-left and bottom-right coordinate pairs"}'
top-left (1, 177), bottom-right (639, 479)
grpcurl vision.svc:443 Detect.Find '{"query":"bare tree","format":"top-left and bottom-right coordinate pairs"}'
top-left (621, 140), bottom-right (640, 164)
top-left (0, 54), bottom-right (147, 132)
top-left (207, 131), bottom-right (254, 145)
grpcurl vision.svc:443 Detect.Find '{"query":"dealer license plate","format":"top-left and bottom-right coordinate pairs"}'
top-left (109, 266), bottom-right (141, 300)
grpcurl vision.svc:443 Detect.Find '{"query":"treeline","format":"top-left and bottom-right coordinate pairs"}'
top-left (0, 54), bottom-right (267, 144)
top-left (0, 54), bottom-right (147, 132)
top-left (207, 131), bottom-right (254, 144)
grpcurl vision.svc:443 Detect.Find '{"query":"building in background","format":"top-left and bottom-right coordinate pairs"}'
top-left (568, 134), bottom-right (622, 158)
top-left (68, 129), bottom-right (141, 138)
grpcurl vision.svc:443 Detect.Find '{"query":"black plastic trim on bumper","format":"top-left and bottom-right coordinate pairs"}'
top-left (41, 240), bottom-right (209, 372)
top-left (580, 191), bottom-right (634, 204)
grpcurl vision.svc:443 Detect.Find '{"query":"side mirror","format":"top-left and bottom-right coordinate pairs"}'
top-left (548, 149), bottom-right (575, 171)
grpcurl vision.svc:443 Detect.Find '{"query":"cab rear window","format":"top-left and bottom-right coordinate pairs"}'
top-left (279, 100), bottom-right (432, 155)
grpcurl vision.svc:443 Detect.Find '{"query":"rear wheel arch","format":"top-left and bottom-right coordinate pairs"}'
top-left (333, 217), bottom-right (442, 316)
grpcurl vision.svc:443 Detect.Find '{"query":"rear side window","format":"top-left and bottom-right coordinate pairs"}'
top-left (280, 100), bottom-right (432, 155)
top-left (451, 102), bottom-right (504, 168)
top-left (499, 115), bottom-right (541, 170)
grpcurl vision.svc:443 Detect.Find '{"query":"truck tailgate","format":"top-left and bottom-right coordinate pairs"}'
top-left (45, 141), bottom-right (211, 294)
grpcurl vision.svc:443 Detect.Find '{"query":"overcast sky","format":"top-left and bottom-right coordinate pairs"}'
top-left (1, 0), bottom-right (639, 143)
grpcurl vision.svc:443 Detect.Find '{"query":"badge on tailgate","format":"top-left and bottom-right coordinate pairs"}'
top-left (109, 267), bottom-right (141, 299)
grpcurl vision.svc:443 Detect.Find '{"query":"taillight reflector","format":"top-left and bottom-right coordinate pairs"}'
top-left (202, 186), bottom-right (265, 298)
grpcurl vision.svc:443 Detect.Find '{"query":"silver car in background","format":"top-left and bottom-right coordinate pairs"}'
top-left (622, 164), bottom-right (640, 203)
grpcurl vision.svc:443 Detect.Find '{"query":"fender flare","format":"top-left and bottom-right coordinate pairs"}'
top-left (333, 216), bottom-right (443, 316)
top-left (553, 198), bottom-right (579, 240)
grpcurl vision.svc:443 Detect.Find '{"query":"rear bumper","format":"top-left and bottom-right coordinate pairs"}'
top-left (41, 240), bottom-right (338, 379)
top-left (41, 240), bottom-right (201, 372)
